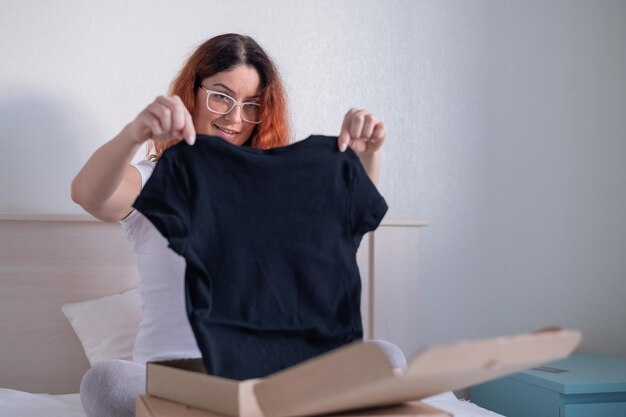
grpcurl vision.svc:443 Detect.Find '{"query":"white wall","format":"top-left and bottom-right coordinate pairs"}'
top-left (499, 0), bottom-right (626, 356)
top-left (1, 1), bottom-right (624, 356)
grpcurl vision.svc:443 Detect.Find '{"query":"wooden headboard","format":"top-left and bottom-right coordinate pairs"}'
top-left (0, 214), bottom-right (139, 394)
top-left (0, 214), bottom-right (425, 394)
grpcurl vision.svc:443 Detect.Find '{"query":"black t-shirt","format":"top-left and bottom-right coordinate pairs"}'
top-left (133, 134), bottom-right (388, 380)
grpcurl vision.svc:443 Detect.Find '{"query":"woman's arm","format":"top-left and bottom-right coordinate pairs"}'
top-left (337, 108), bottom-right (386, 186)
top-left (358, 151), bottom-right (381, 186)
top-left (70, 124), bottom-right (145, 222)
top-left (71, 95), bottom-right (196, 222)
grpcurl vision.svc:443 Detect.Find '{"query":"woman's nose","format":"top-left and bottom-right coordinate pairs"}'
top-left (225, 105), bottom-right (243, 123)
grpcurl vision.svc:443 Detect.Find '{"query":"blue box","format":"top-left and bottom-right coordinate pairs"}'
top-left (470, 354), bottom-right (626, 417)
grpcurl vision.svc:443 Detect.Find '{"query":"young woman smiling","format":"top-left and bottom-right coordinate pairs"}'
top-left (71, 33), bottom-right (399, 417)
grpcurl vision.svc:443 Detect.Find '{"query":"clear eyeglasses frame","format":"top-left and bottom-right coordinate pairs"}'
top-left (200, 86), bottom-right (262, 124)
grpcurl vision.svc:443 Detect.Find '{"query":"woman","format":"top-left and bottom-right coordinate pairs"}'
top-left (71, 33), bottom-right (403, 417)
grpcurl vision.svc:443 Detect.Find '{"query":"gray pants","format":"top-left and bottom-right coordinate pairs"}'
top-left (80, 339), bottom-right (407, 417)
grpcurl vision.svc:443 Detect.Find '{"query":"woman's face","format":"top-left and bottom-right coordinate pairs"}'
top-left (193, 64), bottom-right (261, 146)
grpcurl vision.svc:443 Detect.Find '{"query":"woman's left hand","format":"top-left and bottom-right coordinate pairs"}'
top-left (337, 108), bottom-right (386, 155)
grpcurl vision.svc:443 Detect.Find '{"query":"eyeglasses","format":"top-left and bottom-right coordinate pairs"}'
top-left (200, 86), bottom-right (262, 124)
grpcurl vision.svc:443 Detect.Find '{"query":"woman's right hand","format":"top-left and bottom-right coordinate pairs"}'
top-left (126, 95), bottom-right (196, 145)
top-left (72, 95), bottom-right (196, 221)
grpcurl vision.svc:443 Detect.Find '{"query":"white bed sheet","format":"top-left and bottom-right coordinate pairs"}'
top-left (422, 391), bottom-right (505, 416)
top-left (0, 389), bottom-right (85, 417)
top-left (0, 389), bottom-right (504, 417)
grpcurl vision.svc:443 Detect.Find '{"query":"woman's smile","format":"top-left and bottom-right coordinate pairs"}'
top-left (212, 122), bottom-right (241, 138)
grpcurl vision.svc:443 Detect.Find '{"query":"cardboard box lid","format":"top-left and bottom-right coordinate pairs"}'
top-left (146, 328), bottom-right (581, 417)
top-left (254, 328), bottom-right (581, 417)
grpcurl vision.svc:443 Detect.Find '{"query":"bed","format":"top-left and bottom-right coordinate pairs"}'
top-left (0, 213), bottom-right (504, 417)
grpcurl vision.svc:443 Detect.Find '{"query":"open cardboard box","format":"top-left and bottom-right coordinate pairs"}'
top-left (137, 328), bottom-right (581, 417)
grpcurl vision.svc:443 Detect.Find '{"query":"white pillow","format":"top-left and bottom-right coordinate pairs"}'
top-left (62, 288), bottom-right (142, 366)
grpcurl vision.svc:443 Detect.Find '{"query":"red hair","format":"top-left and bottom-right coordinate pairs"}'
top-left (147, 34), bottom-right (291, 161)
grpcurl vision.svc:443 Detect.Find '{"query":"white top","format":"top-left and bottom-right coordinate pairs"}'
top-left (120, 159), bottom-right (201, 363)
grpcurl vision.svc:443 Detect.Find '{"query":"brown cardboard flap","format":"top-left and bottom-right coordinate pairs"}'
top-left (254, 328), bottom-right (581, 417)
top-left (147, 358), bottom-right (243, 417)
top-left (253, 341), bottom-right (396, 417)
top-left (136, 395), bottom-right (234, 417)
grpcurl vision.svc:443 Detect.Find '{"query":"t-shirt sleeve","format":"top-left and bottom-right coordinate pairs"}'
top-left (132, 159), bottom-right (156, 189)
top-left (349, 156), bottom-right (388, 247)
top-left (132, 151), bottom-right (191, 256)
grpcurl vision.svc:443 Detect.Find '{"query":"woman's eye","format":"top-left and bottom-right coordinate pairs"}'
top-left (244, 104), bottom-right (260, 113)
top-left (209, 92), bottom-right (230, 102)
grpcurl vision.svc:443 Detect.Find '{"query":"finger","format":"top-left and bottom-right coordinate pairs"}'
top-left (338, 110), bottom-right (355, 152)
top-left (372, 121), bottom-right (386, 142)
top-left (349, 109), bottom-right (366, 141)
top-left (153, 97), bottom-right (173, 133)
top-left (144, 114), bottom-right (164, 138)
top-left (182, 105), bottom-right (196, 145)
top-left (361, 113), bottom-right (377, 140)
top-left (146, 103), bottom-right (168, 136)
top-left (163, 95), bottom-right (195, 145)
top-left (368, 123), bottom-right (386, 152)
top-left (338, 130), bottom-right (350, 152)
top-left (169, 96), bottom-right (187, 134)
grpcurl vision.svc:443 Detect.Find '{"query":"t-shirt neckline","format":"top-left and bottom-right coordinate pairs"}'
top-left (195, 134), bottom-right (326, 155)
